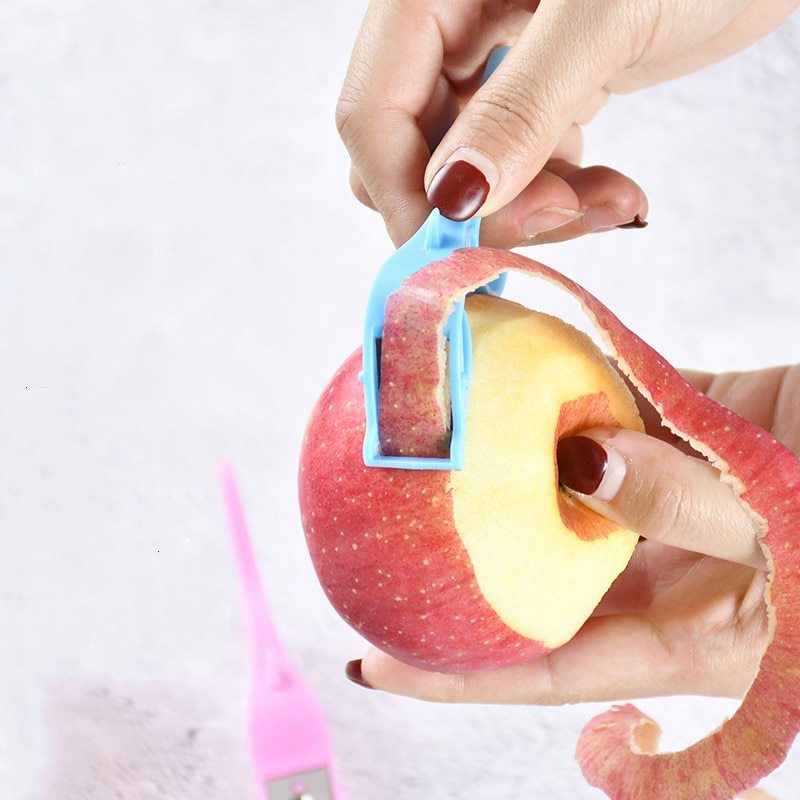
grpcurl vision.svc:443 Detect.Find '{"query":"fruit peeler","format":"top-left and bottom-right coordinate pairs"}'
top-left (361, 46), bottom-right (509, 471)
top-left (221, 464), bottom-right (343, 800)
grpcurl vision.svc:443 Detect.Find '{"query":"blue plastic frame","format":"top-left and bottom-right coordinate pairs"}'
top-left (360, 46), bottom-right (509, 471)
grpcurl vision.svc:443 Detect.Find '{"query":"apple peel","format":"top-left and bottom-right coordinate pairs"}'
top-left (379, 246), bottom-right (800, 799)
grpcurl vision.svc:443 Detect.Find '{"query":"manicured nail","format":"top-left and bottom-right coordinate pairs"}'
top-left (582, 204), bottom-right (633, 231)
top-left (557, 436), bottom-right (607, 494)
top-left (617, 214), bottom-right (648, 229)
top-left (523, 206), bottom-right (582, 237)
top-left (427, 159), bottom-right (491, 221)
top-left (557, 435), bottom-right (626, 501)
top-left (345, 659), bottom-right (374, 689)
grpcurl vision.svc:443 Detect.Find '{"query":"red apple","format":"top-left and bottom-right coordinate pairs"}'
top-left (299, 293), bottom-right (644, 673)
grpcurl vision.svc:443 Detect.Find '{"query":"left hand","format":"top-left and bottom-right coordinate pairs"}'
top-left (345, 365), bottom-right (800, 702)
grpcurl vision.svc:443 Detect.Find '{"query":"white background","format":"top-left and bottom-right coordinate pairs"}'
top-left (1, 2), bottom-right (799, 798)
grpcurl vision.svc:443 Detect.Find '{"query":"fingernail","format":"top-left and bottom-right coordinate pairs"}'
top-left (523, 206), bottom-right (582, 237)
top-left (617, 214), bottom-right (648, 229)
top-left (582, 204), bottom-right (634, 231)
top-left (345, 659), bottom-right (374, 689)
top-left (427, 155), bottom-right (492, 221)
top-left (557, 435), bottom-right (626, 501)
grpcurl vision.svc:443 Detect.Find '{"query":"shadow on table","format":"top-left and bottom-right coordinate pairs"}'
top-left (30, 678), bottom-right (253, 800)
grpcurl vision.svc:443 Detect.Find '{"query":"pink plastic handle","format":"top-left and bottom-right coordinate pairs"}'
top-left (220, 463), bottom-right (343, 799)
top-left (220, 462), bottom-right (295, 687)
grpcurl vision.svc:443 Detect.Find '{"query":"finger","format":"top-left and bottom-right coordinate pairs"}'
top-left (425, 1), bottom-right (640, 218)
top-left (349, 166), bottom-right (377, 211)
top-left (556, 429), bottom-right (768, 570)
top-left (418, 73), bottom-right (461, 153)
top-left (563, 164), bottom-right (648, 228)
top-left (478, 167), bottom-right (582, 248)
top-left (338, 104), bottom-right (431, 246)
top-left (530, 164), bottom-right (649, 243)
top-left (479, 162), bottom-right (648, 247)
top-left (575, 88), bottom-right (610, 125)
top-left (336, 0), bottom-right (443, 244)
top-left (351, 605), bottom-right (751, 703)
top-left (347, 72), bottom-right (460, 226)
top-left (552, 123), bottom-right (584, 164)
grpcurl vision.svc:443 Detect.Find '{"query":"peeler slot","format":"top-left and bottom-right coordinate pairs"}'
top-left (373, 337), bottom-right (382, 386)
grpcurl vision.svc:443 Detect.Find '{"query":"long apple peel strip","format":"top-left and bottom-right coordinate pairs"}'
top-left (379, 246), bottom-right (800, 799)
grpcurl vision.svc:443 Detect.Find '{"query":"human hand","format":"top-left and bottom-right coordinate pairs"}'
top-left (337, 0), bottom-right (799, 246)
top-left (344, 365), bottom-right (800, 702)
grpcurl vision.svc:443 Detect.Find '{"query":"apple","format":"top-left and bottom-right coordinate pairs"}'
top-left (299, 293), bottom-right (643, 674)
top-left (363, 245), bottom-right (800, 799)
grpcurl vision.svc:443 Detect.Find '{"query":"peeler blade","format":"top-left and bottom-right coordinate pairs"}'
top-left (265, 767), bottom-right (334, 800)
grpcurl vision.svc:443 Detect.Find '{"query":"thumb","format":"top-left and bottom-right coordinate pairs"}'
top-left (556, 428), bottom-right (768, 570)
top-left (426, 0), bottom-right (641, 219)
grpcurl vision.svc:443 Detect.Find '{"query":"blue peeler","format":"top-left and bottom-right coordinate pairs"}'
top-left (361, 46), bottom-right (509, 471)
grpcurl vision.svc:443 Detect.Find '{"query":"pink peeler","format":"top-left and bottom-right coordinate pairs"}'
top-left (221, 464), bottom-right (343, 800)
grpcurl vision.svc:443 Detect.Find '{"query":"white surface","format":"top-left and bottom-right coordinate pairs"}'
top-left (1, 2), bottom-right (799, 798)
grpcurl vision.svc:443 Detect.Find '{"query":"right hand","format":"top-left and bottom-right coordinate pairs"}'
top-left (337, 0), bottom-right (799, 246)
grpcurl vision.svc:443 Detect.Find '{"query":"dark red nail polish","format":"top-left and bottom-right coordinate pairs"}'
top-left (427, 160), bottom-right (490, 221)
top-left (617, 214), bottom-right (648, 229)
top-left (556, 436), bottom-right (608, 495)
top-left (345, 659), bottom-right (374, 689)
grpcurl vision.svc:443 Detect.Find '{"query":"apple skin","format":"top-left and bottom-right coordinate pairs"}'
top-left (299, 348), bottom-right (549, 673)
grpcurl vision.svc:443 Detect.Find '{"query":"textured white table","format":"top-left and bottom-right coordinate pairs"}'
top-left (1, 2), bottom-right (799, 798)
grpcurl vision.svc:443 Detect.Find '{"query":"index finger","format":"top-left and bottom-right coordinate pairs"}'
top-left (336, 0), bottom-right (444, 244)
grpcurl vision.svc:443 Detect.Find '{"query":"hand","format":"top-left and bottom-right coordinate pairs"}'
top-left (345, 365), bottom-right (800, 702)
top-left (337, 0), bottom-right (799, 246)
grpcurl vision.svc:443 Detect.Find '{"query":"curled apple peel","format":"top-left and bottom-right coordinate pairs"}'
top-left (379, 247), bottom-right (800, 799)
